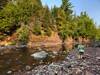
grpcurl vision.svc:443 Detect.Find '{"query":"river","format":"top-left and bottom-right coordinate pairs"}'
top-left (0, 46), bottom-right (67, 75)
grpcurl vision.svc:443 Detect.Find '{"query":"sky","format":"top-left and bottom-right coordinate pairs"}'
top-left (41, 0), bottom-right (100, 26)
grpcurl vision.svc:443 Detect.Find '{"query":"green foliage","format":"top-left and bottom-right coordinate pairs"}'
top-left (10, 41), bottom-right (17, 45)
top-left (0, 0), bottom-right (42, 34)
top-left (42, 6), bottom-right (52, 36)
top-left (44, 28), bottom-right (52, 36)
top-left (95, 27), bottom-right (100, 40)
top-left (17, 25), bottom-right (29, 45)
top-left (32, 23), bottom-right (41, 35)
top-left (61, 0), bottom-right (73, 20)
top-left (0, 0), bottom-right (99, 43)
top-left (51, 6), bottom-right (58, 19)
top-left (0, 0), bottom-right (8, 9)
top-left (0, 35), bottom-right (6, 40)
top-left (32, 6), bottom-right (52, 36)
top-left (75, 12), bottom-right (96, 39)
top-left (52, 0), bottom-right (73, 41)
top-left (0, 2), bottom-right (17, 33)
top-left (56, 9), bottom-right (68, 40)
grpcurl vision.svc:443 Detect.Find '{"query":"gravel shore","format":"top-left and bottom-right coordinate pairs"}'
top-left (13, 47), bottom-right (100, 75)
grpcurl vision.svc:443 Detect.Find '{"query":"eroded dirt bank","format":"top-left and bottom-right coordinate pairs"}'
top-left (0, 32), bottom-right (90, 53)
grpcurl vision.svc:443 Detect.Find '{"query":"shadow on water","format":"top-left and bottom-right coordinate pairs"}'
top-left (0, 45), bottom-right (68, 75)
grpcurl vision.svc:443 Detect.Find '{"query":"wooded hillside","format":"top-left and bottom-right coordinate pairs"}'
top-left (0, 0), bottom-right (100, 45)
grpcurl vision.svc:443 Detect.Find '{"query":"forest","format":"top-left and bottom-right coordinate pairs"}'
top-left (0, 0), bottom-right (100, 45)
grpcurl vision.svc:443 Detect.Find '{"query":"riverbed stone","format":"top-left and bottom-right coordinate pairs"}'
top-left (96, 57), bottom-right (100, 60)
top-left (25, 65), bottom-right (31, 71)
top-left (2, 47), bottom-right (99, 75)
top-left (7, 70), bottom-right (12, 74)
top-left (31, 51), bottom-right (48, 60)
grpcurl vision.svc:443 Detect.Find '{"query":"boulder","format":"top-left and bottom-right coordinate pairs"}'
top-left (31, 51), bottom-right (48, 60)
top-left (7, 70), bottom-right (12, 74)
top-left (96, 57), bottom-right (100, 60)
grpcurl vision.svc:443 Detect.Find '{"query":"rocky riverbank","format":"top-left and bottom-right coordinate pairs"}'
top-left (13, 47), bottom-right (100, 75)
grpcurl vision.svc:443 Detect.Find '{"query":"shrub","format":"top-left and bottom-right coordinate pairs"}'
top-left (17, 25), bottom-right (29, 45)
top-left (32, 24), bottom-right (41, 35)
top-left (0, 35), bottom-right (6, 40)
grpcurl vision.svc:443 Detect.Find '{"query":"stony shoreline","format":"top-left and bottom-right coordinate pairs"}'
top-left (13, 47), bottom-right (100, 75)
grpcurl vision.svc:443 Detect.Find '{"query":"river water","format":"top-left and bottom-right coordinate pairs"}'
top-left (0, 46), bottom-right (67, 75)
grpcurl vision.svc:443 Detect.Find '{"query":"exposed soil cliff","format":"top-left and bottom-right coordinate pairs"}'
top-left (0, 32), bottom-right (91, 53)
top-left (27, 32), bottom-right (62, 52)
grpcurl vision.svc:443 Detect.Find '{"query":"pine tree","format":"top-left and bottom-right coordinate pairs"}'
top-left (61, 0), bottom-right (73, 20)
top-left (76, 12), bottom-right (96, 39)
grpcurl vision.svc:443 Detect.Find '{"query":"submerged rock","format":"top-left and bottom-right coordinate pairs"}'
top-left (31, 51), bottom-right (48, 60)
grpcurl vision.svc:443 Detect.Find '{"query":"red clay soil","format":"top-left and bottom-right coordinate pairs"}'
top-left (27, 32), bottom-right (62, 52)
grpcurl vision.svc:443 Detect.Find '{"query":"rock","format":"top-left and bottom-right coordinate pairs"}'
top-left (50, 55), bottom-right (56, 58)
top-left (75, 68), bottom-right (82, 74)
top-left (85, 71), bottom-right (94, 75)
top-left (26, 71), bottom-right (31, 74)
top-left (0, 52), bottom-right (4, 55)
top-left (7, 70), bottom-right (12, 74)
top-left (79, 62), bottom-right (87, 67)
top-left (37, 47), bottom-right (42, 51)
top-left (96, 57), bottom-right (100, 60)
top-left (31, 51), bottom-right (48, 60)
top-left (15, 45), bottom-right (27, 49)
top-left (25, 65), bottom-right (31, 71)
top-left (52, 51), bottom-right (58, 55)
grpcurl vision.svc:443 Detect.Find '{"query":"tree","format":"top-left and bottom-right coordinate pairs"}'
top-left (61, 0), bottom-right (73, 20)
top-left (41, 6), bottom-right (52, 36)
top-left (0, 0), bottom-right (42, 35)
top-left (56, 8), bottom-right (69, 41)
top-left (17, 25), bottom-right (29, 45)
top-left (95, 26), bottom-right (100, 40)
top-left (75, 12), bottom-right (96, 39)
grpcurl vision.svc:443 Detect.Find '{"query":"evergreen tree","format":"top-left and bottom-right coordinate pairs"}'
top-left (61, 0), bottom-right (73, 20)
top-left (76, 12), bottom-right (96, 39)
